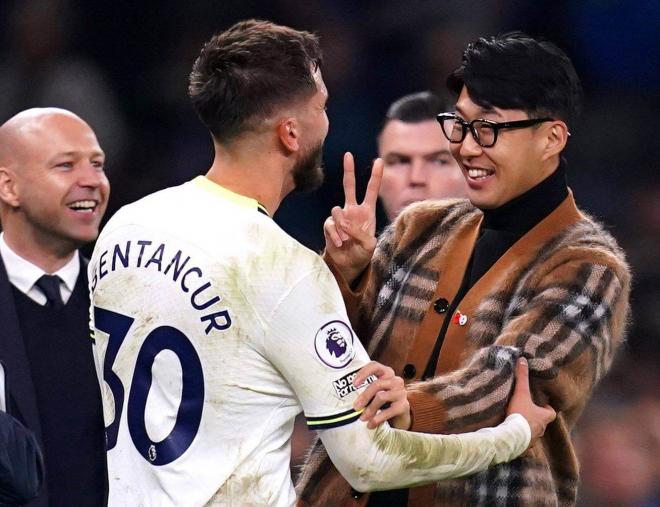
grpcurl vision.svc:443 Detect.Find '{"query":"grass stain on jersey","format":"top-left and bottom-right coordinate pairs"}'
top-left (372, 424), bottom-right (463, 471)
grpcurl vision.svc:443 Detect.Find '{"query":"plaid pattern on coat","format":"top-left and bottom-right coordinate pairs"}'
top-left (296, 193), bottom-right (630, 507)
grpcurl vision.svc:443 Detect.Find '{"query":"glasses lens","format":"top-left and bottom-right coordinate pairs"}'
top-left (473, 121), bottom-right (496, 147)
top-left (441, 118), bottom-right (464, 143)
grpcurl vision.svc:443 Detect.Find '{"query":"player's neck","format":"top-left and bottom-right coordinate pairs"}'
top-left (206, 140), bottom-right (290, 216)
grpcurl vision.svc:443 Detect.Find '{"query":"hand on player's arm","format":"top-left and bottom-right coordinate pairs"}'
top-left (320, 372), bottom-right (532, 492)
top-left (352, 361), bottom-right (411, 430)
top-left (349, 356), bottom-right (555, 443)
top-left (317, 358), bottom-right (548, 492)
top-left (506, 357), bottom-right (556, 446)
top-left (323, 153), bottom-right (383, 285)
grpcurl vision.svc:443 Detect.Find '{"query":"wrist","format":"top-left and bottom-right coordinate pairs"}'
top-left (343, 263), bottom-right (368, 286)
top-left (391, 411), bottom-right (411, 431)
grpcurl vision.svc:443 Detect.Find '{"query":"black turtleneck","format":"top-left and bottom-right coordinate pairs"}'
top-left (369, 164), bottom-right (568, 507)
top-left (467, 162), bottom-right (568, 287)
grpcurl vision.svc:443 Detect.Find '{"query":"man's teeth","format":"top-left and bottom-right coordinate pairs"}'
top-left (468, 168), bottom-right (493, 179)
top-left (69, 200), bottom-right (96, 212)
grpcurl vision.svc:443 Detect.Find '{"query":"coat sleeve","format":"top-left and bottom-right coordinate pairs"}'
top-left (407, 253), bottom-right (631, 435)
top-left (0, 410), bottom-right (44, 505)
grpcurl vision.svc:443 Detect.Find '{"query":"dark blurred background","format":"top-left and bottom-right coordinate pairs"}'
top-left (1, 1), bottom-right (658, 505)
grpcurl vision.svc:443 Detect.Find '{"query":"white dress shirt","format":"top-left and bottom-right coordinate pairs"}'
top-left (0, 233), bottom-right (79, 305)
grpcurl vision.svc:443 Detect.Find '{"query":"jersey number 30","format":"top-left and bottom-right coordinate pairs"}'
top-left (94, 307), bottom-right (204, 466)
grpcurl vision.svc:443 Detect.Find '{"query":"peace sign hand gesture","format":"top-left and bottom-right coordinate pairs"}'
top-left (324, 152), bottom-right (383, 284)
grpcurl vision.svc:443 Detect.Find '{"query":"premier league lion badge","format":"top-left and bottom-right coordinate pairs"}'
top-left (314, 320), bottom-right (355, 369)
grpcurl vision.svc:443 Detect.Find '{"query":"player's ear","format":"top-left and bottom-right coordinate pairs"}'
top-left (277, 118), bottom-right (300, 153)
top-left (0, 166), bottom-right (20, 208)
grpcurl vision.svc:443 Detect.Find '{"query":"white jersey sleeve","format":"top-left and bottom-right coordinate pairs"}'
top-left (263, 265), bottom-right (371, 430)
top-left (321, 413), bottom-right (530, 491)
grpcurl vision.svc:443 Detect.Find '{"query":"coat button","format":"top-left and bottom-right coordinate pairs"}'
top-left (351, 488), bottom-right (363, 499)
top-left (433, 298), bottom-right (449, 314)
top-left (402, 363), bottom-right (416, 379)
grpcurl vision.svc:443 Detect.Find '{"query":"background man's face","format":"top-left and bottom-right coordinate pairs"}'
top-left (378, 119), bottom-right (466, 220)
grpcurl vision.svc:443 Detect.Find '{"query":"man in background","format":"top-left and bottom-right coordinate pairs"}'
top-left (377, 91), bottom-right (466, 224)
top-left (0, 108), bottom-right (109, 506)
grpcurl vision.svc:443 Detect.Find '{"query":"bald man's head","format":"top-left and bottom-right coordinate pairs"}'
top-left (0, 108), bottom-right (95, 167)
top-left (0, 108), bottom-right (110, 259)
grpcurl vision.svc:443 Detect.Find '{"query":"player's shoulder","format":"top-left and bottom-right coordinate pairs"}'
top-left (102, 184), bottom-right (188, 232)
top-left (253, 221), bottom-right (328, 278)
top-left (397, 197), bottom-right (476, 227)
top-left (383, 198), bottom-right (478, 247)
top-left (548, 206), bottom-right (630, 281)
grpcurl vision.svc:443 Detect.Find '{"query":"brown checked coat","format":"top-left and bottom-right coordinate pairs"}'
top-left (296, 192), bottom-right (630, 507)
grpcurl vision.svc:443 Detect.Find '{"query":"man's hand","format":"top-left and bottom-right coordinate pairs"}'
top-left (507, 357), bottom-right (556, 444)
top-left (352, 361), bottom-right (411, 430)
top-left (323, 153), bottom-right (383, 284)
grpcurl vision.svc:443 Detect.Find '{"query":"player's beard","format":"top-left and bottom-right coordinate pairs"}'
top-left (292, 141), bottom-right (324, 193)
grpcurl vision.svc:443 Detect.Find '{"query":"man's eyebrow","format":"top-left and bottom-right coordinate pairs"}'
top-left (47, 150), bottom-right (106, 163)
top-left (383, 151), bottom-right (411, 159)
top-left (424, 150), bottom-right (452, 158)
top-left (455, 104), bottom-right (501, 118)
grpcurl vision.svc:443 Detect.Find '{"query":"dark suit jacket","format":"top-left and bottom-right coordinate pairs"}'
top-left (0, 254), bottom-right (49, 507)
top-left (0, 409), bottom-right (43, 506)
top-left (0, 253), bottom-right (100, 507)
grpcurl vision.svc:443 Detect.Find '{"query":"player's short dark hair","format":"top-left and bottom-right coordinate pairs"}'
top-left (378, 91), bottom-right (450, 138)
top-left (189, 19), bottom-right (322, 144)
top-left (447, 32), bottom-right (582, 126)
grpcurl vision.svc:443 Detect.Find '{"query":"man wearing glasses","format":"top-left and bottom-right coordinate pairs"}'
top-left (298, 32), bottom-right (631, 506)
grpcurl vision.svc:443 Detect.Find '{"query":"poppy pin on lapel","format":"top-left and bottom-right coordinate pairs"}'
top-left (453, 311), bottom-right (468, 326)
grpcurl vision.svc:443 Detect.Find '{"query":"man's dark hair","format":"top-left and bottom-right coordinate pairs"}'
top-left (447, 32), bottom-right (582, 126)
top-left (378, 91), bottom-right (450, 138)
top-left (189, 19), bottom-right (322, 144)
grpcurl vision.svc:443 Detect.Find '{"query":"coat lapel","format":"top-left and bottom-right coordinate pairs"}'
top-left (398, 213), bottom-right (482, 378)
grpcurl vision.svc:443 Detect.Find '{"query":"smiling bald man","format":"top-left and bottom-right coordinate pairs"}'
top-left (0, 108), bottom-right (109, 507)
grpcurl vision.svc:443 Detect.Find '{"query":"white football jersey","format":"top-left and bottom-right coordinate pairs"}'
top-left (89, 176), bottom-right (372, 506)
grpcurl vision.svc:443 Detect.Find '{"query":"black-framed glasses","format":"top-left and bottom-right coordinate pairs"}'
top-left (436, 113), bottom-right (555, 148)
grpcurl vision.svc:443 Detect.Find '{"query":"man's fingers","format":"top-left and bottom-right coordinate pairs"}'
top-left (541, 404), bottom-right (557, 423)
top-left (323, 217), bottom-right (343, 248)
top-left (343, 152), bottom-right (357, 206)
top-left (342, 219), bottom-right (376, 250)
top-left (362, 158), bottom-right (384, 208)
top-left (358, 389), bottom-right (398, 422)
top-left (513, 357), bottom-right (530, 397)
top-left (353, 361), bottom-right (393, 386)
top-left (330, 207), bottom-right (350, 241)
top-left (366, 400), bottom-right (409, 429)
top-left (365, 401), bottom-right (400, 428)
top-left (354, 380), bottom-right (388, 410)
top-left (355, 375), bottom-right (403, 409)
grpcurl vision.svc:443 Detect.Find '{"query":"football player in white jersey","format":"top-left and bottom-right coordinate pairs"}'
top-left (89, 19), bottom-right (555, 506)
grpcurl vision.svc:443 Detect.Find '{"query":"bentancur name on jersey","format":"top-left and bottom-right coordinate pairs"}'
top-left (90, 239), bottom-right (232, 335)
